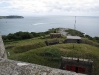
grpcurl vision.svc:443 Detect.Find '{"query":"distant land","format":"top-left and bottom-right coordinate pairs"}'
top-left (0, 15), bottom-right (24, 19)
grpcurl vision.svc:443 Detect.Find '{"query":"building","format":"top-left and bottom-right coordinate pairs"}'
top-left (60, 57), bottom-right (93, 75)
top-left (64, 36), bottom-right (81, 43)
top-left (50, 33), bottom-right (61, 38)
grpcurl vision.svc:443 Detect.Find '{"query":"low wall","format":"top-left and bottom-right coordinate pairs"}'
top-left (0, 35), bottom-right (7, 59)
top-left (0, 59), bottom-right (86, 75)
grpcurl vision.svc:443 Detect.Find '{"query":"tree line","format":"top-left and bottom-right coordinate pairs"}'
top-left (2, 28), bottom-right (99, 43)
top-left (2, 28), bottom-right (58, 42)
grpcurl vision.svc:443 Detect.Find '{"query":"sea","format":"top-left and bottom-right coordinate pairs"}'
top-left (0, 16), bottom-right (99, 37)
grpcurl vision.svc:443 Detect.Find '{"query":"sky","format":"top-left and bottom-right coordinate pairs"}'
top-left (0, 0), bottom-right (99, 16)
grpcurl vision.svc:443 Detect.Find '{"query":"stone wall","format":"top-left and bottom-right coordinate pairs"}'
top-left (0, 59), bottom-right (86, 75)
top-left (0, 35), bottom-right (7, 59)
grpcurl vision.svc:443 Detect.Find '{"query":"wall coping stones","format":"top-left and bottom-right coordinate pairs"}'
top-left (0, 59), bottom-right (86, 75)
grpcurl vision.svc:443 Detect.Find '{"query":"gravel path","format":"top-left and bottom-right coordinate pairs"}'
top-left (59, 28), bottom-right (69, 36)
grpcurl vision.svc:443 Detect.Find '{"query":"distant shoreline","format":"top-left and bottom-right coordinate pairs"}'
top-left (0, 16), bottom-right (98, 37)
top-left (0, 16), bottom-right (24, 19)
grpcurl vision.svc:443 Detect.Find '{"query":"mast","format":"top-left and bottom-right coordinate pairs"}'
top-left (74, 16), bottom-right (76, 30)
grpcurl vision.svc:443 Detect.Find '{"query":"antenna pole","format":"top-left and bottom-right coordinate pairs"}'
top-left (74, 16), bottom-right (76, 30)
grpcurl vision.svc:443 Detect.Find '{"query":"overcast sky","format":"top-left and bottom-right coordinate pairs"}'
top-left (0, 0), bottom-right (99, 16)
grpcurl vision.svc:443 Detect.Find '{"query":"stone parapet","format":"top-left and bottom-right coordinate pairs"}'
top-left (0, 35), bottom-right (7, 59)
top-left (0, 59), bottom-right (86, 75)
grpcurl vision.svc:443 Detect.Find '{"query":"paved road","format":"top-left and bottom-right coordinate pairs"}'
top-left (59, 28), bottom-right (68, 36)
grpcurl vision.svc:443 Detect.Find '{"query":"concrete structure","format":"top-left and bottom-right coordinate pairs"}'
top-left (50, 33), bottom-right (61, 38)
top-left (0, 35), bottom-right (7, 60)
top-left (64, 36), bottom-right (81, 43)
top-left (60, 57), bottom-right (93, 75)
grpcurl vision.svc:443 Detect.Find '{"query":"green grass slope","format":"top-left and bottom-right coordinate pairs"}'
top-left (6, 43), bottom-right (99, 75)
top-left (4, 28), bottom-right (99, 75)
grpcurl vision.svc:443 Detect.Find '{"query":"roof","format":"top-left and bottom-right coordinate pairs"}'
top-left (62, 57), bottom-right (93, 63)
top-left (50, 33), bottom-right (61, 35)
top-left (67, 36), bottom-right (81, 39)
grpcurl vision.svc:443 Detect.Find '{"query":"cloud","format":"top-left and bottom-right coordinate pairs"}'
top-left (0, 0), bottom-right (99, 16)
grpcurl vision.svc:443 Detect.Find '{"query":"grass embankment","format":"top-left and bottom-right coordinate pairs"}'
top-left (5, 38), bottom-right (99, 75)
top-left (4, 28), bottom-right (99, 75)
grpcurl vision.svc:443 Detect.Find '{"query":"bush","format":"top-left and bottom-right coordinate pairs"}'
top-left (13, 42), bottom-right (46, 53)
top-left (44, 47), bottom-right (61, 61)
top-left (82, 38), bottom-right (99, 47)
top-left (84, 35), bottom-right (93, 40)
top-left (65, 29), bottom-right (84, 37)
top-left (45, 48), bottom-right (61, 57)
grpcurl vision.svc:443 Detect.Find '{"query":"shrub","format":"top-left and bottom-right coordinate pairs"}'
top-left (65, 29), bottom-right (84, 37)
top-left (44, 47), bottom-right (61, 61)
top-left (82, 38), bottom-right (99, 47)
top-left (13, 42), bottom-right (46, 53)
top-left (45, 48), bottom-right (61, 57)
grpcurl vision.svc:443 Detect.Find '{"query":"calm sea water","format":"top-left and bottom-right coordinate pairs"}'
top-left (0, 16), bottom-right (99, 37)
